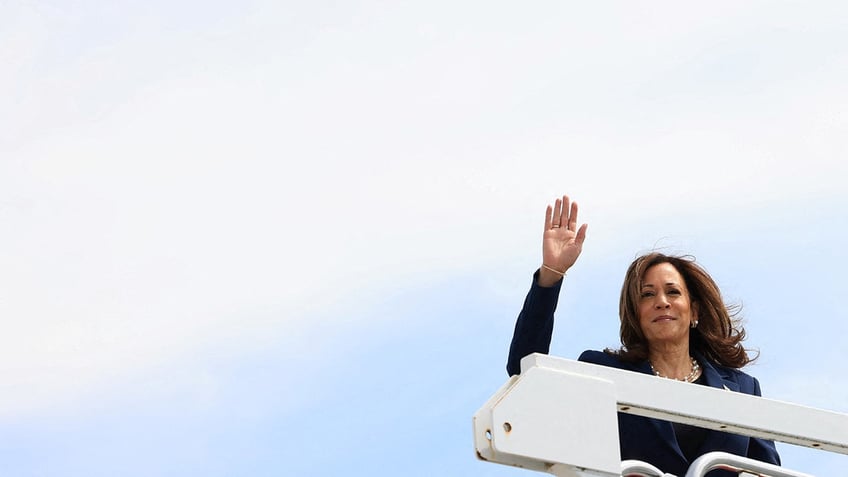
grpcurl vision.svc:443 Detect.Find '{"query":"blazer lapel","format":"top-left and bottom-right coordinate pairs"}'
top-left (693, 353), bottom-right (739, 454)
top-left (630, 354), bottom-right (749, 466)
top-left (696, 353), bottom-right (739, 392)
top-left (633, 360), bottom-right (688, 463)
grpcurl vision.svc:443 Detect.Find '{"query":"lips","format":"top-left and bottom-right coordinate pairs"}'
top-left (652, 315), bottom-right (676, 322)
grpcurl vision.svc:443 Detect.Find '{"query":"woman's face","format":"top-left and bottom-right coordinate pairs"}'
top-left (637, 262), bottom-right (695, 347)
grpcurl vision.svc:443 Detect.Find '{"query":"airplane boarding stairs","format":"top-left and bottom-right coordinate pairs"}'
top-left (473, 354), bottom-right (848, 477)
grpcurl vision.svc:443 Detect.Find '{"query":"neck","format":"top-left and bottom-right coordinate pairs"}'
top-left (648, 344), bottom-right (693, 380)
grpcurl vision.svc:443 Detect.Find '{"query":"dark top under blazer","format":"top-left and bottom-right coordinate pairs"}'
top-left (507, 271), bottom-right (780, 477)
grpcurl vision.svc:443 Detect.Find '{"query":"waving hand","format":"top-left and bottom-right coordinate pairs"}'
top-left (538, 195), bottom-right (588, 287)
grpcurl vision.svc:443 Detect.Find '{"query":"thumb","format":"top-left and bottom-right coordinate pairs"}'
top-left (575, 223), bottom-right (588, 245)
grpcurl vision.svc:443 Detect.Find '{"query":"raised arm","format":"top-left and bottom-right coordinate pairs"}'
top-left (507, 195), bottom-right (588, 375)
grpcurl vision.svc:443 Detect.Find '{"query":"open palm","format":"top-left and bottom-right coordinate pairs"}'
top-left (541, 195), bottom-right (588, 281)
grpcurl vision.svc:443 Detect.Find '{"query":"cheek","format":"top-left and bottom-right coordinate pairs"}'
top-left (636, 307), bottom-right (651, 328)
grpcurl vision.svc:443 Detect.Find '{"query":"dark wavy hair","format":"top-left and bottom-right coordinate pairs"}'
top-left (607, 252), bottom-right (754, 368)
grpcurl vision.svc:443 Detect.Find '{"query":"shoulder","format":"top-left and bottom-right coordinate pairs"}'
top-left (708, 361), bottom-right (764, 395)
top-left (578, 350), bottom-right (616, 364)
top-left (577, 350), bottom-right (646, 373)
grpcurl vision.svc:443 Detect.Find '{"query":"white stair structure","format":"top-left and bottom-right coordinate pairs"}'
top-left (473, 353), bottom-right (848, 477)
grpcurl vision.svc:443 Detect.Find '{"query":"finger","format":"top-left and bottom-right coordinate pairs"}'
top-left (561, 195), bottom-right (570, 227)
top-left (575, 223), bottom-right (588, 245)
top-left (544, 205), bottom-right (553, 231)
top-left (568, 201), bottom-right (579, 231)
top-left (552, 198), bottom-right (562, 227)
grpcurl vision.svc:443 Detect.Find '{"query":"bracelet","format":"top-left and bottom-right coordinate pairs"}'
top-left (542, 264), bottom-right (566, 277)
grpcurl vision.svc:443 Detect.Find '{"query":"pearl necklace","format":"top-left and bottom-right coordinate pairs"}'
top-left (650, 356), bottom-right (701, 383)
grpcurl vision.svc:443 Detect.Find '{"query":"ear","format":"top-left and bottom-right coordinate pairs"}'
top-left (691, 303), bottom-right (699, 329)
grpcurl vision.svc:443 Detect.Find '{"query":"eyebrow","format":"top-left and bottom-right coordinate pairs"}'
top-left (640, 283), bottom-right (679, 288)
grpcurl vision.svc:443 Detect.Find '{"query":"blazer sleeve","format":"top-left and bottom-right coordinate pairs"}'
top-left (744, 376), bottom-right (782, 466)
top-left (506, 270), bottom-right (563, 376)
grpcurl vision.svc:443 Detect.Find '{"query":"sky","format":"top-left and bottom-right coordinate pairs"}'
top-left (1, 1), bottom-right (847, 475)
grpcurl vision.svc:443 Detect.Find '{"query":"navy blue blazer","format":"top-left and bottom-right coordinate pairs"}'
top-left (506, 271), bottom-right (780, 476)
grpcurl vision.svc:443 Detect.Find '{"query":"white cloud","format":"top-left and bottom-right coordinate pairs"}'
top-left (2, 0), bottom-right (848, 419)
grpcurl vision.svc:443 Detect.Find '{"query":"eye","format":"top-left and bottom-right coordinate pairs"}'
top-left (640, 291), bottom-right (655, 298)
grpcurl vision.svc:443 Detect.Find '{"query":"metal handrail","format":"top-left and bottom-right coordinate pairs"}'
top-left (684, 451), bottom-right (814, 477)
top-left (621, 459), bottom-right (673, 476)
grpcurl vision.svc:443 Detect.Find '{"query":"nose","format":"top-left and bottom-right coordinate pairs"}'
top-left (654, 294), bottom-right (670, 309)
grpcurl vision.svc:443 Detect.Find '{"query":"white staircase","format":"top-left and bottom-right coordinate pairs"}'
top-left (473, 353), bottom-right (848, 477)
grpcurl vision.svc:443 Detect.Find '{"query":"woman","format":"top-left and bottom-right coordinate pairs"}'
top-left (506, 195), bottom-right (780, 476)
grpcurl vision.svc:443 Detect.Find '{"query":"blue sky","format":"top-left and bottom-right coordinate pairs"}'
top-left (2, 1), bottom-right (847, 475)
